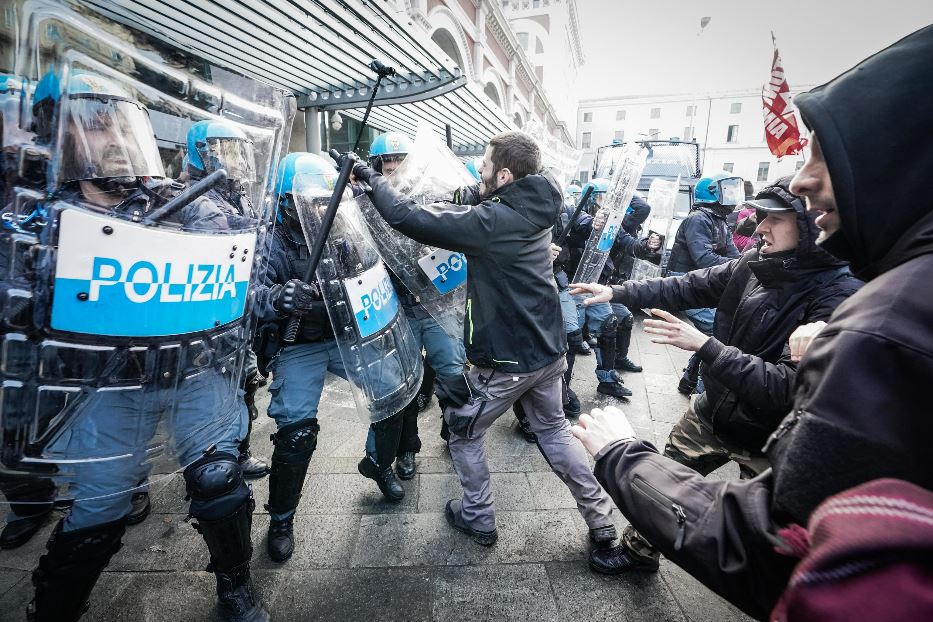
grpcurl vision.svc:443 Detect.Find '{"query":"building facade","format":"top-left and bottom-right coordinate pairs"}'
top-left (577, 87), bottom-right (815, 190)
top-left (403, 0), bottom-right (583, 148)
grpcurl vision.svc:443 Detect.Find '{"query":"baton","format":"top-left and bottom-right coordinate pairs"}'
top-left (282, 59), bottom-right (395, 342)
top-left (555, 185), bottom-right (593, 246)
top-left (144, 169), bottom-right (227, 224)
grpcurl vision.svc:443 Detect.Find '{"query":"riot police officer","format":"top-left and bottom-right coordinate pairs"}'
top-left (254, 152), bottom-right (410, 565)
top-left (24, 72), bottom-right (266, 622)
top-left (667, 172), bottom-right (742, 393)
top-left (185, 119), bottom-right (269, 480)
top-left (367, 133), bottom-right (466, 479)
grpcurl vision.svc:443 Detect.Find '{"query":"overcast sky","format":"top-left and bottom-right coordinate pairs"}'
top-left (576, 0), bottom-right (933, 99)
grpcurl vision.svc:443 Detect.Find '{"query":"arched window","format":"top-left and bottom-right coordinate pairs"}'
top-left (431, 28), bottom-right (463, 70)
top-left (513, 112), bottom-right (524, 128)
top-left (484, 82), bottom-right (502, 107)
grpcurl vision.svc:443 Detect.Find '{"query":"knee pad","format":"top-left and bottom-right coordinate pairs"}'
top-left (567, 328), bottom-right (583, 348)
top-left (271, 419), bottom-right (320, 463)
top-left (184, 452), bottom-right (250, 521)
top-left (601, 313), bottom-right (619, 337)
top-left (619, 311), bottom-right (634, 331)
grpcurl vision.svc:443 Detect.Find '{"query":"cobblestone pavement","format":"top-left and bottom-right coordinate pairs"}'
top-left (0, 316), bottom-right (751, 621)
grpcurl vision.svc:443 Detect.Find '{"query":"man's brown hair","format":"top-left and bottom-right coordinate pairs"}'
top-left (487, 131), bottom-right (541, 180)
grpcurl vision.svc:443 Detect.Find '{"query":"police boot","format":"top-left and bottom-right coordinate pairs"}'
top-left (358, 415), bottom-right (405, 502)
top-left (512, 401), bottom-right (536, 443)
top-left (395, 396), bottom-right (421, 480)
top-left (0, 475), bottom-right (54, 549)
top-left (417, 360), bottom-right (436, 412)
top-left (265, 420), bottom-right (319, 563)
top-left (126, 490), bottom-right (151, 526)
top-left (239, 451), bottom-right (269, 480)
top-left (27, 517), bottom-right (126, 622)
top-left (678, 354), bottom-right (701, 395)
top-left (613, 313), bottom-right (643, 373)
top-left (596, 315), bottom-right (632, 398)
top-left (185, 452), bottom-right (268, 622)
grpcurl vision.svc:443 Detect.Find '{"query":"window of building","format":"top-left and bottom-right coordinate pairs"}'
top-left (581, 132), bottom-right (591, 148)
top-left (616, 109), bottom-right (625, 121)
top-left (682, 126), bottom-right (694, 141)
top-left (535, 38), bottom-right (544, 54)
top-left (686, 105), bottom-right (695, 117)
top-left (722, 162), bottom-right (734, 173)
top-left (533, 0), bottom-right (540, 7)
top-left (796, 160), bottom-right (804, 171)
top-left (614, 130), bottom-right (624, 142)
top-left (583, 112), bottom-right (592, 123)
top-left (579, 170), bottom-right (589, 183)
top-left (516, 32), bottom-right (528, 50)
top-left (726, 125), bottom-right (739, 143)
top-left (730, 102), bottom-right (742, 114)
top-left (650, 107), bottom-right (661, 119)
top-left (757, 162), bottom-right (770, 182)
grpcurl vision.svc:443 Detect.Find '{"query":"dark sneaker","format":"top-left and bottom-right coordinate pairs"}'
top-left (614, 356), bottom-right (643, 373)
top-left (588, 544), bottom-right (660, 575)
top-left (0, 512), bottom-right (50, 549)
top-left (266, 514), bottom-right (295, 563)
top-left (358, 457), bottom-right (405, 503)
top-left (563, 388), bottom-right (582, 418)
top-left (126, 491), bottom-right (151, 526)
top-left (677, 377), bottom-right (697, 395)
top-left (395, 451), bottom-right (417, 480)
top-left (239, 451), bottom-right (270, 480)
top-left (444, 499), bottom-right (497, 546)
top-left (597, 381), bottom-right (633, 398)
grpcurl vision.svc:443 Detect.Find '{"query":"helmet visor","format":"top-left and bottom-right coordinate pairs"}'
top-left (200, 137), bottom-right (256, 182)
top-left (61, 96), bottom-right (164, 182)
top-left (717, 177), bottom-right (744, 207)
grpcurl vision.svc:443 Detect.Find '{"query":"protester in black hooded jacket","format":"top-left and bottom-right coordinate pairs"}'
top-left (569, 26), bottom-right (933, 620)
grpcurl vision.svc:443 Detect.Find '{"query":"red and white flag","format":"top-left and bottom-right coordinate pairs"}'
top-left (762, 35), bottom-right (808, 159)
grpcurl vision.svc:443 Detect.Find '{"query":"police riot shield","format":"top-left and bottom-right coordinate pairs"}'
top-left (0, 0), bottom-right (294, 507)
top-left (572, 142), bottom-right (648, 285)
top-left (355, 123), bottom-right (474, 340)
top-left (524, 119), bottom-right (584, 191)
top-left (292, 176), bottom-right (423, 423)
top-left (630, 177), bottom-right (680, 281)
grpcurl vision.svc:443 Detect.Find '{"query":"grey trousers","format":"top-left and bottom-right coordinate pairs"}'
top-left (444, 357), bottom-right (614, 532)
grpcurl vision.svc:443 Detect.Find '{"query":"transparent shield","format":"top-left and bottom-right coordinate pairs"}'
top-left (356, 122), bottom-right (474, 340)
top-left (718, 177), bottom-right (745, 207)
top-left (643, 177), bottom-right (680, 245)
top-left (0, 0), bottom-right (295, 507)
top-left (572, 142), bottom-right (648, 284)
top-left (292, 177), bottom-right (422, 423)
top-left (201, 137), bottom-right (257, 183)
top-left (524, 119), bottom-right (584, 190)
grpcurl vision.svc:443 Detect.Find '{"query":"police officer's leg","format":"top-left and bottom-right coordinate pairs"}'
top-left (611, 304), bottom-right (642, 373)
top-left (29, 391), bottom-right (152, 621)
top-left (362, 412), bottom-right (405, 502)
top-left (177, 372), bottom-right (267, 621)
top-left (679, 308), bottom-right (715, 394)
top-left (588, 303), bottom-right (632, 398)
top-left (264, 342), bottom-right (331, 562)
top-left (559, 288), bottom-right (582, 417)
top-left (394, 317), bottom-right (428, 479)
top-left (238, 350), bottom-right (269, 479)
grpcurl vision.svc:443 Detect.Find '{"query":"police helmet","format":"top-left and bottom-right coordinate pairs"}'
top-left (368, 131), bottom-right (412, 173)
top-left (694, 172), bottom-right (744, 209)
top-left (464, 156), bottom-right (483, 182)
top-left (186, 119), bottom-right (256, 184)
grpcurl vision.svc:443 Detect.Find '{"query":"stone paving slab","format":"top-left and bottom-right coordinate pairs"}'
top-left (0, 318), bottom-right (750, 621)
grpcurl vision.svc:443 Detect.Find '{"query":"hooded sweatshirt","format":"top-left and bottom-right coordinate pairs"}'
top-left (765, 24), bottom-right (933, 525)
top-left (610, 177), bottom-right (861, 449)
top-left (365, 172), bottom-right (567, 373)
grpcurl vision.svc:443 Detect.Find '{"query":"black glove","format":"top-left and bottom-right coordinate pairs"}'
top-left (274, 279), bottom-right (317, 314)
top-left (434, 372), bottom-right (485, 410)
top-left (331, 151), bottom-right (373, 183)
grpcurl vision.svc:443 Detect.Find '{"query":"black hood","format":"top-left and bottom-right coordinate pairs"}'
top-left (795, 25), bottom-right (933, 281)
top-left (492, 173), bottom-right (563, 229)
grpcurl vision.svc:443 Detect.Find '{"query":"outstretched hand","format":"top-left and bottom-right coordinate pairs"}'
top-left (642, 308), bottom-right (710, 352)
top-left (568, 282), bottom-right (613, 305)
top-left (571, 406), bottom-right (637, 457)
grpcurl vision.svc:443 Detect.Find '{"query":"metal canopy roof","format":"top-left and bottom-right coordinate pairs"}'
top-left (80, 0), bottom-right (514, 146)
